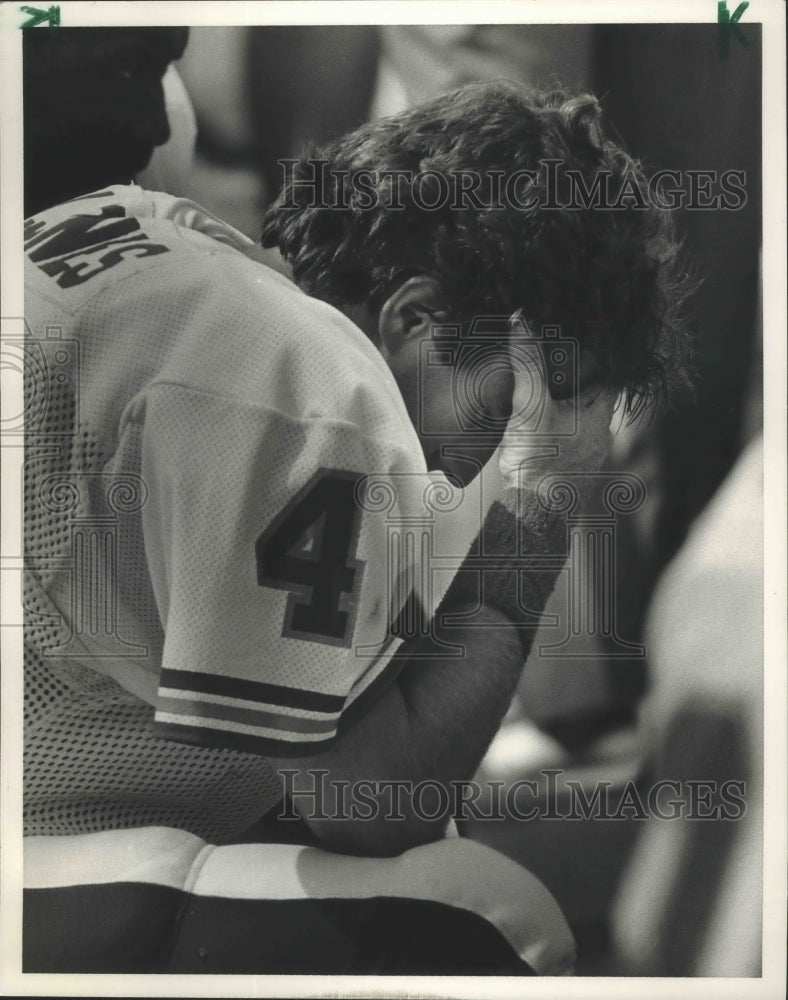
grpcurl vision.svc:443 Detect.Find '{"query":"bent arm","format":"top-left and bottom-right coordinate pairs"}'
top-left (268, 489), bottom-right (568, 856)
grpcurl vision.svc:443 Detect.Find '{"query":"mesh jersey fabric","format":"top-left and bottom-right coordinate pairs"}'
top-left (23, 184), bottom-right (433, 841)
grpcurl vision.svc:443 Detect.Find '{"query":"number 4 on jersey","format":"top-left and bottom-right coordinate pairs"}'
top-left (256, 470), bottom-right (365, 647)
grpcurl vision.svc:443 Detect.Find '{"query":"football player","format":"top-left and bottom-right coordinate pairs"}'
top-left (22, 70), bottom-right (689, 973)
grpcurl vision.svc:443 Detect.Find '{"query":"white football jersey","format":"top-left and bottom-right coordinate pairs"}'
top-left (23, 185), bottom-right (436, 841)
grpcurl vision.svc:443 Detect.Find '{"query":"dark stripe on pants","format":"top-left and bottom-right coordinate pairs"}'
top-left (24, 883), bottom-right (537, 975)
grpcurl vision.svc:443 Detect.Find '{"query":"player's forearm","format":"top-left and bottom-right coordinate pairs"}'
top-left (278, 605), bottom-right (523, 856)
top-left (276, 491), bottom-right (568, 856)
top-left (381, 488), bottom-right (569, 786)
top-left (436, 489), bottom-right (569, 660)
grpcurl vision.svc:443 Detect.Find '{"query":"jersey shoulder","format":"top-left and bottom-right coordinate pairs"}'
top-left (23, 184), bottom-right (415, 452)
top-left (23, 184), bottom-right (253, 312)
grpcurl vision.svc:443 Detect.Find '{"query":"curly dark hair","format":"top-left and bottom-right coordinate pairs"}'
top-left (262, 80), bottom-right (693, 417)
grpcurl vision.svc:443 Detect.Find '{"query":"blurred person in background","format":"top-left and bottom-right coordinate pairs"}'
top-left (171, 26), bottom-right (380, 233)
top-left (23, 27), bottom-right (189, 217)
top-left (369, 24), bottom-right (595, 117)
top-left (610, 432), bottom-right (763, 975)
top-left (597, 20), bottom-right (762, 651)
top-left (136, 60), bottom-right (198, 197)
top-left (609, 258), bottom-right (764, 977)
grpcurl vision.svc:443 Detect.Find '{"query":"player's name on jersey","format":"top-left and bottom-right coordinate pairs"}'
top-left (25, 196), bottom-right (170, 290)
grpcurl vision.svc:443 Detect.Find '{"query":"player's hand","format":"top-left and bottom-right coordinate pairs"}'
top-left (497, 334), bottom-right (617, 493)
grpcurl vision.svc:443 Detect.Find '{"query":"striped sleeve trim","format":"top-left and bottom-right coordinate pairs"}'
top-left (155, 697), bottom-right (340, 734)
top-left (154, 638), bottom-right (408, 757)
top-left (153, 719), bottom-right (337, 758)
top-left (154, 669), bottom-right (348, 755)
top-left (158, 668), bottom-right (345, 713)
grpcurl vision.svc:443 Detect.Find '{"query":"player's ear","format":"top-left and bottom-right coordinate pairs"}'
top-left (378, 275), bottom-right (449, 355)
